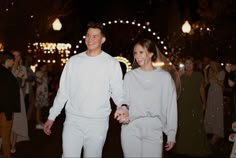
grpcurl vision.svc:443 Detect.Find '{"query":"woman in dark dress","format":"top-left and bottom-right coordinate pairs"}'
top-left (173, 56), bottom-right (211, 157)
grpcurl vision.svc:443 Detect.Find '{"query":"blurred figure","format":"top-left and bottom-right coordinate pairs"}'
top-left (225, 63), bottom-right (236, 113)
top-left (202, 56), bottom-right (211, 98)
top-left (173, 56), bottom-right (210, 157)
top-left (24, 55), bottom-right (36, 120)
top-left (202, 56), bottom-right (210, 70)
top-left (204, 58), bottom-right (225, 145)
top-left (10, 50), bottom-right (29, 153)
top-left (119, 39), bottom-right (177, 158)
top-left (35, 62), bottom-right (48, 129)
top-left (228, 64), bottom-right (236, 158)
top-left (194, 59), bottom-right (204, 73)
top-left (0, 51), bottom-right (20, 158)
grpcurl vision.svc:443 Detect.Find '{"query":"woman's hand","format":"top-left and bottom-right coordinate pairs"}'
top-left (165, 142), bottom-right (175, 151)
top-left (114, 106), bottom-right (129, 124)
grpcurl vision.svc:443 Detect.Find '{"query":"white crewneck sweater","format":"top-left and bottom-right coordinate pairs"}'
top-left (48, 51), bottom-right (125, 121)
top-left (123, 67), bottom-right (177, 142)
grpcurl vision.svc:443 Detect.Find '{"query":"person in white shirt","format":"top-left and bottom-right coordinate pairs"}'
top-left (119, 39), bottom-right (177, 158)
top-left (43, 22), bottom-right (129, 158)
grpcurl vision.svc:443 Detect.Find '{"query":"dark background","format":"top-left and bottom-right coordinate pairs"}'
top-left (0, 0), bottom-right (236, 62)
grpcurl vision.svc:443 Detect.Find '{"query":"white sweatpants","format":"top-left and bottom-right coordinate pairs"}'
top-left (121, 117), bottom-right (163, 158)
top-left (62, 114), bottom-right (109, 158)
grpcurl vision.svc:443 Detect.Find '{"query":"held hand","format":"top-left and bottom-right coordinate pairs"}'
top-left (43, 119), bottom-right (54, 135)
top-left (114, 106), bottom-right (129, 124)
top-left (229, 79), bottom-right (235, 87)
top-left (165, 142), bottom-right (175, 151)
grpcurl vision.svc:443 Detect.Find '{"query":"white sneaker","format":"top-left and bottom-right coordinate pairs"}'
top-left (35, 123), bottom-right (44, 130)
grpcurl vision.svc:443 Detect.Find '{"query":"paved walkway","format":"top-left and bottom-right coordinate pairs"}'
top-left (10, 106), bottom-right (233, 158)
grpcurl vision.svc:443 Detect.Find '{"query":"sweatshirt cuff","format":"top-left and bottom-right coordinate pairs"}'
top-left (167, 131), bottom-right (176, 143)
top-left (48, 114), bottom-right (56, 121)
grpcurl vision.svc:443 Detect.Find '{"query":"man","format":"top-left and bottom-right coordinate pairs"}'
top-left (44, 22), bottom-right (128, 158)
top-left (0, 51), bottom-right (20, 158)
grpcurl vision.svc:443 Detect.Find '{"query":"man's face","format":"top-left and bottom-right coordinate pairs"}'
top-left (6, 59), bottom-right (14, 68)
top-left (85, 28), bottom-right (105, 52)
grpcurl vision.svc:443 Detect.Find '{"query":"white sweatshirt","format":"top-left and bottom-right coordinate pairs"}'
top-left (48, 51), bottom-right (125, 121)
top-left (123, 67), bottom-right (177, 142)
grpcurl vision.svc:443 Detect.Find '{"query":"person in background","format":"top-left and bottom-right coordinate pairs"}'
top-left (43, 22), bottom-right (129, 158)
top-left (35, 62), bottom-right (49, 129)
top-left (225, 63), bottom-right (236, 113)
top-left (119, 39), bottom-right (177, 158)
top-left (204, 58), bottom-right (225, 145)
top-left (0, 51), bottom-right (20, 158)
top-left (227, 63), bottom-right (236, 158)
top-left (173, 56), bottom-right (210, 157)
top-left (24, 55), bottom-right (36, 121)
top-left (202, 56), bottom-right (211, 99)
top-left (10, 50), bottom-right (29, 154)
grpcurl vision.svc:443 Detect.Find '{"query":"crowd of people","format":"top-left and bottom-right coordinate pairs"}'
top-left (0, 21), bottom-right (236, 158)
top-left (0, 50), bottom-right (57, 158)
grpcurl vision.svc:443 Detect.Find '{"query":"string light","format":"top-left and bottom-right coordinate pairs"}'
top-left (28, 42), bottom-right (72, 66)
top-left (114, 56), bottom-right (132, 72)
top-left (75, 19), bottom-right (170, 56)
top-left (27, 19), bottom-right (215, 68)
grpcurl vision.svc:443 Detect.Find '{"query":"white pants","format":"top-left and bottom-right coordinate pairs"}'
top-left (62, 114), bottom-right (109, 158)
top-left (121, 117), bottom-right (163, 158)
top-left (229, 133), bottom-right (236, 158)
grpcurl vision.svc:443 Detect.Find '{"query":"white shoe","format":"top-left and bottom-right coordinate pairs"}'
top-left (35, 123), bottom-right (44, 130)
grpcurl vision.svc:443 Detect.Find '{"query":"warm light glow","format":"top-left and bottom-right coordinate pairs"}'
top-left (31, 64), bottom-right (37, 72)
top-left (114, 56), bottom-right (132, 72)
top-left (52, 18), bottom-right (62, 31)
top-left (152, 61), bottom-right (165, 67)
top-left (0, 42), bottom-right (4, 51)
top-left (182, 20), bottom-right (191, 33)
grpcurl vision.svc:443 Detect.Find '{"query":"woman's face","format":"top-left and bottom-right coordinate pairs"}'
top-left (12, 51), bottom-right (21, 62)
top-left (210, 61), bottom-right (218, 70)
top-left (185, 59), bottom-right (194, 71)
top-left (133, 44), bottom-right (153, 67)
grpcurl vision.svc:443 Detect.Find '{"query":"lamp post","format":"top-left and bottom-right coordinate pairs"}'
top-left (182, 20), bottom-right (191, 33)
top-left (182, 20), bottom-right (192, 56)
top-left (52, 18), bottom-right (62, 31)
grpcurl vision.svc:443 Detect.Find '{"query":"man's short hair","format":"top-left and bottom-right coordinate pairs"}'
top-left (87, 22), bottom-right (106, 37)
top-left (0, 50), bottom-right (14, 64)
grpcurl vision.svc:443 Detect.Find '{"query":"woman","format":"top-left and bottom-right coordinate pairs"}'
top-left (35, 62), bottom-right (49, 129)
top-left (204, 58), bottom-right (225, 144)
top-left (173, 56), bottom-right (210, 157)
top-left (11, 50), bottom-right (29, 153)
top-left (120, 39), bottom-right (177, 158)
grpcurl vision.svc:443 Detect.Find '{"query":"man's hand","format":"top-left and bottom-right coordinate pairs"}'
top-left (229, 79), bottom-right (235, 87)
top-left (43, 119), bottom-right (54, 135)
top-left (114, 106), bottom-right (129, 124)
